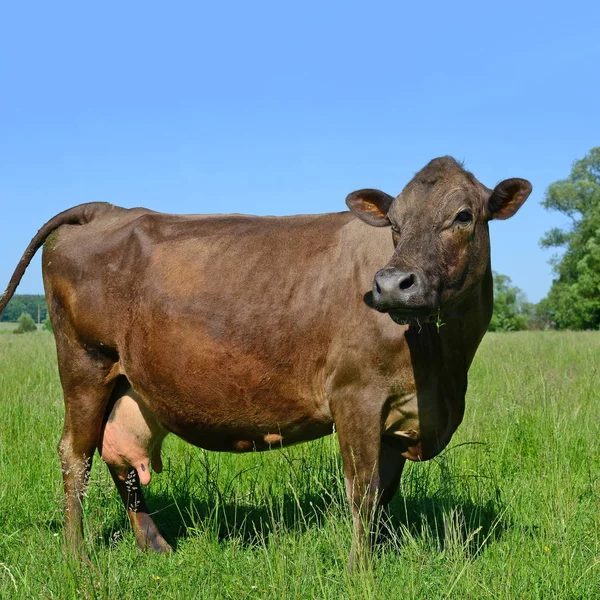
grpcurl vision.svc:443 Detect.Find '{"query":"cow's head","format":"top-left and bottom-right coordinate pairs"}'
top-left (346, 157), bottom-right (532, 324)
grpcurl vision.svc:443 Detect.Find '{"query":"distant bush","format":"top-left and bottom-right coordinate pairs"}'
top-left (489, 272), bottom-right (530, 332)
top-left (14, 312), bottom-right (38, 334)
top-left (42, 317), bottom-right (54, 333)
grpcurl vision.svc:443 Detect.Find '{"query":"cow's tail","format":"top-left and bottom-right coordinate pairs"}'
top-left (0, 202), bottom-right (116, 317)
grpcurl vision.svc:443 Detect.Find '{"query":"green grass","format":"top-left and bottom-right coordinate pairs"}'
top-left (0, 322), bottom-right (44, 334)
top-left (1, 331), bottom-right (599, 599)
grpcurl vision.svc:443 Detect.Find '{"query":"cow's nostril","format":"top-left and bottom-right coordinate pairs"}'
top-left (399, 274), bottom-right (415, 290)
top-left (375, 280), bottom-right (382, 295)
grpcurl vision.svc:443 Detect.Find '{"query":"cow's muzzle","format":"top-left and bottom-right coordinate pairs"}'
top-left (372, 268), bottom-right (435, 323)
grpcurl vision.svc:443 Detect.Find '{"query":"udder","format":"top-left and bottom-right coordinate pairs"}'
top-left (99, 386), bottom-right (167, 485)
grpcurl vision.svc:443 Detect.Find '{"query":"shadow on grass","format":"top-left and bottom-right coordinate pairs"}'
top-left (97, 487), bottom-right (338, 551)
top-left (94, 478), bottom-right (508, 556)
top-left (44, 444), bottom-right (509, 556)
top-left (385, 492), bottom-right (508, 555)
top-left (383, 453), bottom-right (510, 555)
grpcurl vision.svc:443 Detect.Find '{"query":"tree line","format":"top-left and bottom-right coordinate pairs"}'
top-left (0, 295), bottom-right (48, 323)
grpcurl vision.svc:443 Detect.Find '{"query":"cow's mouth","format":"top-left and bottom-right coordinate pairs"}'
top-left (387, 308), bottom-right (438, 326)
top-left (363, 292), bottom-right (439, 325)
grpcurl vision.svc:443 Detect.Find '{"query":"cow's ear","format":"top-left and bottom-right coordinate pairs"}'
top-left (346, 189), bottom-right (395, 227)
top-left (487, 178), bottom-right (532, 220)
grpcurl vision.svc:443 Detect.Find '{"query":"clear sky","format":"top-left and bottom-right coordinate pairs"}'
top-left (1, 1), bottom-right (598, 303)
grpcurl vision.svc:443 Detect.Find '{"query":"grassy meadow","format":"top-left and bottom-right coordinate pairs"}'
top-left (0, 330), bottom-right (599, 599)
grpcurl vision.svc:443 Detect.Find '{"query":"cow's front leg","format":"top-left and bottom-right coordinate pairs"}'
top-left (377, 439), bottom-right (406, 539)
top-left (334, 403), bottom-right (385, 569)
top-left (379, 438), bottom-right (406, 508)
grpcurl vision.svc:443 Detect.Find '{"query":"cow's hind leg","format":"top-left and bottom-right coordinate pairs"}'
top-left (56, 346), bottom-right (118, 552)
top-left (108, 466), bottom-right (172, 553)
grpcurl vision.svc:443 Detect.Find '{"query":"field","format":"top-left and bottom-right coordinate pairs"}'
top-left (0, 322), bottom-right (19, 334)
top-left (0, 322), bottom-right (43, 335)
top-left (0, 331), bottom-right (599, 599)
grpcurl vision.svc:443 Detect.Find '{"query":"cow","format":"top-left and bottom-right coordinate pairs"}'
top-left (0, 157), bottom-right (531, 566)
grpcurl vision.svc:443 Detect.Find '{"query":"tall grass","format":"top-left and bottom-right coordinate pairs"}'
top-left (0, 322), bottom-right (19, 334)
top-left (1, 331), bottom-right (599, 598)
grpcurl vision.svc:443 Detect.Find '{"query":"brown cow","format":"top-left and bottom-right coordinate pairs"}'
top-left (0, 157), bottom-right (531, 566)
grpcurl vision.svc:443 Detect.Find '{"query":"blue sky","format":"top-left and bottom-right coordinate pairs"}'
top-left (1, 1), bottom-right (598, 303)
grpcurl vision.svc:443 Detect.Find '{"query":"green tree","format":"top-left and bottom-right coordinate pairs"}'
top-left (489, 272), bottom-right (529, 332)
top-left (14, 312), bottom-right (37, 334)
top-left (541, 147), bottom-right (600, 329)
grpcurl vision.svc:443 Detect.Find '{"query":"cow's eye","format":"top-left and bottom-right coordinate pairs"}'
top-left (454, 210), bottom-right (473, 224)
top-left (390, 224), bottom-right (400, 234)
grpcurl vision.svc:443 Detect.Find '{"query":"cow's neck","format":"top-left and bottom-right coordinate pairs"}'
top-left (438, 262), bottom-right (494, 370)
top-left (412, 263), bottom-right (493, 451)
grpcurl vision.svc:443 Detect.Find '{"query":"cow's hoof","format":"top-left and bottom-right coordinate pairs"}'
top-left (138, 531), bottom-right (173, 554)
top-left (150, 538), bottom-right (173, 554)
